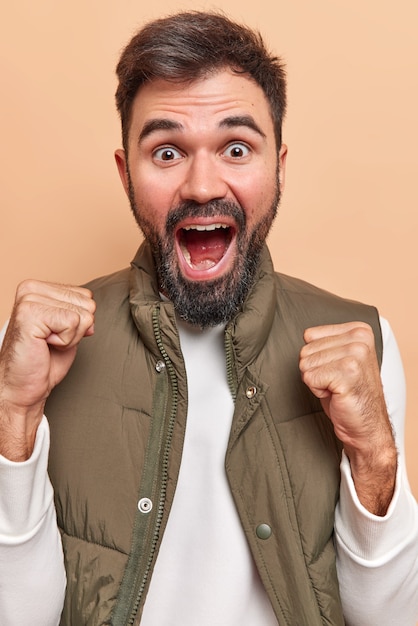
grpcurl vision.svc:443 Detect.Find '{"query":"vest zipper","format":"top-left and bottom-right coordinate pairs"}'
top-left (129, 308), bottom-right (179, 624)
top-left (224, 327), bottom-right (238, 401)
top-left (111, 306), bottom-right (179, 625)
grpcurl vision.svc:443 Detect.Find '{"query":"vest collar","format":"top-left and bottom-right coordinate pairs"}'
top-left (128, 241), bottom-right (277, 371)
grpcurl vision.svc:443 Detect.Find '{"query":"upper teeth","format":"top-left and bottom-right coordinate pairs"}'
top-left (182, 223), bottom-right (229, 231)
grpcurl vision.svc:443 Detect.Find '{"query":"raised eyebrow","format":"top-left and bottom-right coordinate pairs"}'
top-left (219, 115), bottom-right (266, 139)
top-left (138, 118), bottom-right (184, 144)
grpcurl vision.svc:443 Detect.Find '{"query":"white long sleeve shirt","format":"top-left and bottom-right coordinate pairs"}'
top-left (0, 318), bottom-right (417, 625)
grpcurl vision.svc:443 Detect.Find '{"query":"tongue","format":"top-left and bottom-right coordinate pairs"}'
top-left (183, 230), bottom-right (227, 269)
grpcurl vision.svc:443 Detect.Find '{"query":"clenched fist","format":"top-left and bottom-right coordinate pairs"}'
top-left (0, 280), bottom-right (96, 461)
top-left (299, 321), bottom-right (397, 515)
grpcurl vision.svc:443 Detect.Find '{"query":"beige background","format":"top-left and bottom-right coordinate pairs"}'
top-left (1, 0), bottom-right (417, 498)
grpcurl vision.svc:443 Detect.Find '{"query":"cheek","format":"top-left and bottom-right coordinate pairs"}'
top-left (131, 173), bottom-right (172, 231)
top-left (239, 173), bottom-right (278, 225)
top-left (135, 200), bottom-right (168, 236)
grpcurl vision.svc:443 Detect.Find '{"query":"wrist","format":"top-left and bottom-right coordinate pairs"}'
top-left (0, 399), bottom-right (45, 461)
top-left (344, 437), bottom-right (398, 516)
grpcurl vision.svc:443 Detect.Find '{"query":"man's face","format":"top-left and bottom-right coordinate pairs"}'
top-left (115, 69), bottom-right (287, 327)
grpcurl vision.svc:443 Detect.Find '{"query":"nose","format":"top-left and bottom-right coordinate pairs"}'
top-left (179, 152), bottom-right (229, 204)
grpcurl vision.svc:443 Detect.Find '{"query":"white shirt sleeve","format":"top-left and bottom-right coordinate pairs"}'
top-left (335, 317), bottom-right (418, 626)
top-left (0, 321), bottom-right (66, 626)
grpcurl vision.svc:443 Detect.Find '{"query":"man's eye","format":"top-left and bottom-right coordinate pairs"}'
top-left (153, 147), bottom-right (182, 162)
top-left (223, 143), bottom-right (250, 159)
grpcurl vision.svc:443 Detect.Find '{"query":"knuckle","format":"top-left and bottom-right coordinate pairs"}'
top-left (12, 298), bottom-right (41, 326)
top-left (61, 285), bottom-right (83, 304)
top-left (15, 279), bottom-right (41, 299)
top-left (302, 327), bottom-right (313, 342)
top-left (299, 345), bottom-right (309, 360)
top-left (347, 326), bottom-right (375, 357)
top-left (354, 325), bottom-right (371, 340)
top-left (67, 286), bottom-right (96, 311)
top-left (349, 323), bottom-right (373, 343)
top-left (67, 306), bottom-right (86, 327)
top-left (351, 340), bottom-right (369, 358)
top-left (300, 369), bottom-right (311, 385)
top-left (344, 354), bottom-right (362, 376)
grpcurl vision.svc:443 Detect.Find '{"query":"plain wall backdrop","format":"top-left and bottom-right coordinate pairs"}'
top-left (1, 0), bottom-right (417, 501)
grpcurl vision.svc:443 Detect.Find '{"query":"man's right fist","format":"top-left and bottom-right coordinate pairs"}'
top-left (0, 280), bottom-right (96, 460)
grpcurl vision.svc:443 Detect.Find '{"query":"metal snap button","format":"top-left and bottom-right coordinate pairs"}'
top-left (155, 360), bottom-right (165, 373)
top-left (138, 497), bottom-right (153, 514)
top-left (256, 523), bottom-right (272, 540)
top-left (246, 385), bottom-right (257, 399)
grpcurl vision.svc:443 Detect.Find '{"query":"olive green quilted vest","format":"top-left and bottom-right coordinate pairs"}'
top-left (46, 243), bottom-right (382, 625)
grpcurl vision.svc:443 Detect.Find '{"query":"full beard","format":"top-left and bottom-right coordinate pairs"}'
top-left (128, 182), bottom-right (280, 329)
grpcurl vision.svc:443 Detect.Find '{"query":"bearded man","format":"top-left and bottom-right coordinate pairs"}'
top-left (0, 11), bottom-right (417, 626)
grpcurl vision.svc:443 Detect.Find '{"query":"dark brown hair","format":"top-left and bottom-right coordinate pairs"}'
top-left (115, 11), bottom-right (286, 151)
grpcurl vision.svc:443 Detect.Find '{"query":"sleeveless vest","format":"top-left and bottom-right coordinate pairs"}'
top-left (46, 242), bottom-right (382, 625)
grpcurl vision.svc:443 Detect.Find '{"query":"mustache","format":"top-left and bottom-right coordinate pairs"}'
top-left (165, 199), bottom-right (246, 233)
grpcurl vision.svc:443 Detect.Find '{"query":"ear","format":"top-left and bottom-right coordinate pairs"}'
top-left (114, 149), bottom-right (129, 197)
top-left (278, 143), bottom-right (288, 193)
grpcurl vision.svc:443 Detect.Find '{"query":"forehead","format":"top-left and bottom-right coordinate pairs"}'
top-left (128, 69), bottom-right (275, 139)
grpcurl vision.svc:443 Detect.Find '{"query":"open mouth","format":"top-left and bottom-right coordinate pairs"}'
top-left (175, 220), bottom-right (235, 279)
